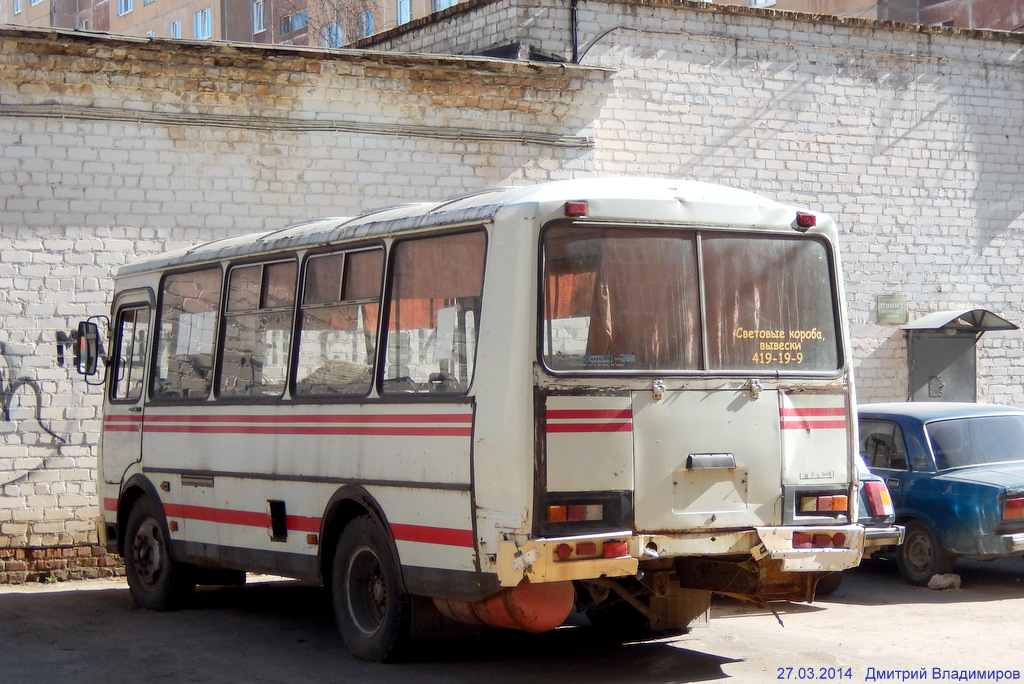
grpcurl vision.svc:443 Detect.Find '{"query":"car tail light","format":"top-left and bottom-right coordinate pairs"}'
top-left (863, 481), bottom-right (895, 517)
top-left (1004, 496), bottom-right (1024, 521)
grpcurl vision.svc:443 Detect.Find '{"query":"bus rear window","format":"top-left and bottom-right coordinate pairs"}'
top-left (542, 226), bottom-right (839, 373)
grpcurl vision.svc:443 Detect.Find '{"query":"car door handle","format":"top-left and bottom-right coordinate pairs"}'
top-left (885, 477), bottom-right (900, 488)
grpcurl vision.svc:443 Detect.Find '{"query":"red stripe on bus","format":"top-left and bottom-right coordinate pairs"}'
top-left (105, 415), bottom-right (143, 422)
top-left (159, 504), bottom-right (470, 548)
top-left (779, 408), bottom-right (846, 417)
top-left (546, 409), bottom-right (632, 420)
top-left (143, 413), bottom-right (472, 424)
top-left (162, 504), bottom-right (322, 534)
top-left (164, 503), bottom-right (269, 528)
top-left (143, 425), bottom-right (471, 437)
top-left (390, 523), bottom-right (475, 548)
top-left (546, 423), bottom-right (633, 433)
top-left (781, 420), bottom-right (847, 430)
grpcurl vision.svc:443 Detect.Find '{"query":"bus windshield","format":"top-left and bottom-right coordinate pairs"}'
top-left (542, 226), bottom-right (840, 373)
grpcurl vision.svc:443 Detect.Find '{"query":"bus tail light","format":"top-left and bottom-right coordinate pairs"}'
top-left (792, 531), bottom-right (848, 549)
top-left (799, 494), bottom-right (849, 514)
top-left (1004, 496), bottom-right (1024, 520)
top-left (863, 481), bottom-right (895, 517)
top-left (553, 539), bottom-right (627, 562)
top-left (547, 504), bottom-right (603, 523)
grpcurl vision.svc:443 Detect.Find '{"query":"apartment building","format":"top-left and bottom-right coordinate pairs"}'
top-left (0, 0), bottom-right (460, 43)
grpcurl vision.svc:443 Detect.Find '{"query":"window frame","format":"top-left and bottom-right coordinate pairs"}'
top-left (292, 246), bottom-right (385, 400)
top-left (217, 258), bottom-right (299, 401)
top-left (150, 266), bottom-right (224, 402)
top-left (538, 222), bottom-right (844, 377)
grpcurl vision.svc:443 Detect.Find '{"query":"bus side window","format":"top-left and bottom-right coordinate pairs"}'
top-left (382, 230), bottom-right (486, 396)
top-left (219, 260), bottom-right (297, 398)
top-left (111, 305), bottom-right (151, 402)
top-left (295, 248), bottom-right (383, 397)
top-left (153, 268), bottom-right (222, 400)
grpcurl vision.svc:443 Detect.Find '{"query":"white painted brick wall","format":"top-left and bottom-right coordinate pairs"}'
top-left (0, 29), bottom-right (600, 549)
top-left (376, 0), bottom-right (1024, 406)
top-left (4, 2), bottom-right (1024, 552)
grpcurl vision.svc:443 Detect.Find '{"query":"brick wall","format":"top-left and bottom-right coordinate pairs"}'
top-left (0, 27), bottom-right (605, 570)
top-left (3, 3), bottom-right (1024, 578)
top-left (370, 0), bottom-right (1024, 407)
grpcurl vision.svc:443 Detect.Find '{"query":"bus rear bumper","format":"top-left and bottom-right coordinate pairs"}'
top-left (753, 525), bottom-right (866, 571)
top-left (496, 524), bottom-right (866, 587)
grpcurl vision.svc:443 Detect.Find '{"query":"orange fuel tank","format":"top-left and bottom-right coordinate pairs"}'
top-left (433, 580), bottom-right (575, 633)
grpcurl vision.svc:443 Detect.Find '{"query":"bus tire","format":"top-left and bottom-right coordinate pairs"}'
top-left (124, 496), bottom-right (195, 611)
top-left (896, 520), bottom-right (955, 586)
top-left (332, 515), bottom-right (411, 662)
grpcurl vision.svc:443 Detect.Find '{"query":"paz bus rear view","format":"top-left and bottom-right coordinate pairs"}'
top-left (65, 177), bottom-right (868, 661)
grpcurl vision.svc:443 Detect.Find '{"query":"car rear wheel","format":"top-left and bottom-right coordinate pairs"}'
top-left (896, 520), bottom-right (955, 586)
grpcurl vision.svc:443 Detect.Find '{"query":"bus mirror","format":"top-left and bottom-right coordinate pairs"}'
top-left (58, 319), bottom-right (106, 380)
top-left (76, 321), bottom-right (101, 376)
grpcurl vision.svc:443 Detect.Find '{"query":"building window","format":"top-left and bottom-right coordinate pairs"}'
top-left (253, 0), bottom-right (265, 33)
top-left (144, 0), bottom-right (155, 5)
top-left (145, 30), bottom-right (155, 35)
top-left (117, 0), bottom-right (132, 15)
top-left (320, 22), bottom-right (343, 47)
top-left (13, 0), bottom-right (22, 14)
top-left (280, 10), bottom-right (307, 34)
top-left (430, 0), bottom-right (457, 11)
top-left (360, 10), bottom-right (373, 37)
top-left (194, 7), bottom-right (211, 39)
top-left (170, 19), bottom-right (181, 37)
top-left (30, 0), bottom-right (40, 6)
top-left (397, 0), bottom-right (410, 25)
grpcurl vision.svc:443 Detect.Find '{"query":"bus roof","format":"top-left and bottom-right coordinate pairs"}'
top-left (118, 177), bottom-right (829, 277)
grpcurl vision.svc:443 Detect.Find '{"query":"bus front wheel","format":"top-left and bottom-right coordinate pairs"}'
top-left (332, 515), bottom-right (411, 662)
top-left (124, 496), bottom-right (195, 611)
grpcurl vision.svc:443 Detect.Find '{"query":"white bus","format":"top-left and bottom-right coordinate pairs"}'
top-left (71, 177), bottom-right (866, 661)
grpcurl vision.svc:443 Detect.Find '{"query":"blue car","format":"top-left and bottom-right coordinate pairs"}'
top-left (857, 402), bottom-right (1024, 585)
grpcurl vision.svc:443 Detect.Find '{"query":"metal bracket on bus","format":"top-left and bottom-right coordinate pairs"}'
top-left (746, 378), bottom-right (763, 399)
top-left (652, 379), bottom-right (665, 400)
top-left (511, 547), bottom-right (541, 572)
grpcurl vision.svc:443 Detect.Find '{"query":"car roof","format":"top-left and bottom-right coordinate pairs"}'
top-left (858, 402), bottom-right (1024, 421)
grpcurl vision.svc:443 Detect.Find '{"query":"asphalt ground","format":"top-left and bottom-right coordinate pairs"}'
top-left (1, 556), bottom-right (1021, 683)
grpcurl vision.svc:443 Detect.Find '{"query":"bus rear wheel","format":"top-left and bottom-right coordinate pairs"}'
top-left (124, 496), bottom-right (195, 611)
top-left (332, 516), bottom-right (411, 662)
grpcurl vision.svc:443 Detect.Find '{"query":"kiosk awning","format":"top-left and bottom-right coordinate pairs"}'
top-left (902, 309), bottom-right (1019, 334)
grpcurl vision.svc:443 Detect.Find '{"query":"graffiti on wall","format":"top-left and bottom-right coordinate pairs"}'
top-left (0, 342), bottom-right (66, 487)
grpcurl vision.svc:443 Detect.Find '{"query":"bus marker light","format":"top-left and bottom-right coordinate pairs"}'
top-left (576, 542), bottom-right (597, 556)
top-left (555, 543), bottom-right (573, 560)
top-left (564, 201), bottom-right (588, 217)
top-left (603, 541), bottom-right (629, 558)
top-left (306, 534), bottom-right (319, 545)
top-left (169, 521), bottom-right (179, 532)
top-left (813, 534), bottom-right (832, 547)
top-left (832, 532), bottom-right (846, 547)
top-left (792, 532), bottom-right (812, 548)
top-left (795, 212), bottom-right (817, 229)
